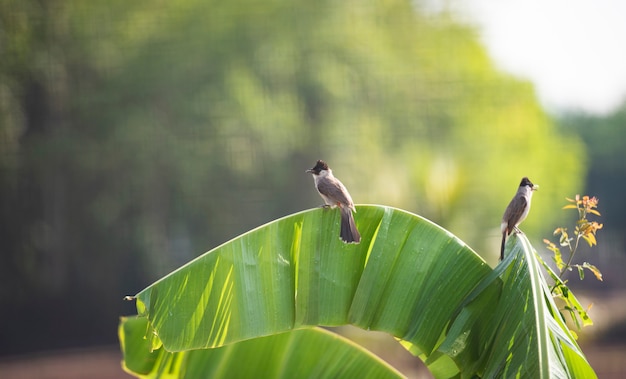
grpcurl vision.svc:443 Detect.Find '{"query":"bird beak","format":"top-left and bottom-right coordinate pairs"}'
top-left (305, 168), bottom-right (313, 173)
top-left (532, 184), bottom-right (539, 191)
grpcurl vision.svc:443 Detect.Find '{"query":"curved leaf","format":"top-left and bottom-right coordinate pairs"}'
top-left (119, 316), bottom-right (403, 379)
top-left (439, 233), bottom-right (597, 378)
top-left (125, 205), bottom-right (596, 378)
top-left (133, 206), bottom-right (489, 351)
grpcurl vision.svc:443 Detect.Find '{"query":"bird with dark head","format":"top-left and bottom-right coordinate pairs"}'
top-left (306, 160), bottom-right (361, 243)
top-left (500, 177), bottom-right (539, 260)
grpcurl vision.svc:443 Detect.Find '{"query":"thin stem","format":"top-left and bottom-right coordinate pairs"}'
top-left (558, 206), bottom-right (586, 279)
top-left (559, 235), bottom-right (580, 279)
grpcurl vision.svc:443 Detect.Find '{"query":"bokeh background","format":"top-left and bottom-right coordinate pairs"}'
top-left (1, 0), bottom-right (625, 378)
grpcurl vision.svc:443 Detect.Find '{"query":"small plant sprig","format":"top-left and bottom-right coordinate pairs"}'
top-left (540, 195), bottom-right (603, 331)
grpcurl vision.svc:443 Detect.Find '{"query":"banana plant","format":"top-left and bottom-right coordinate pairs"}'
top-left (119, 205), bottom-right (597, 378)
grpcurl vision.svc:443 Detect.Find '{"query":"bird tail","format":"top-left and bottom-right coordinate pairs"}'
top-left (340, 207), bottom-right (361, 244)
top-left (500, 232), bottom-right (507, 261)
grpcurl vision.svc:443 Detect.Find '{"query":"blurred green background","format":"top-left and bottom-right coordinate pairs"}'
top-left (1, 0), bottom-right (625, 377)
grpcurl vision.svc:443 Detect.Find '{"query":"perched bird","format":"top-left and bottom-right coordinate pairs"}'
top-left (306, 160), bottom-right (361, 243)
top-left (500, 177), bottom-right (539, 260)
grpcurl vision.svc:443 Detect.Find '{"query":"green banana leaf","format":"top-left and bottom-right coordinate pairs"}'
top-left (122, 205), bottom-right (597, 378)
top-left (119, 316), bottom-right (404, 379)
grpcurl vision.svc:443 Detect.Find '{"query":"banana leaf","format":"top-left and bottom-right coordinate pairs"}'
top-left (121, 205), bottom-right (596, 378)
top-left (119, 316), bottom-right (404, 378)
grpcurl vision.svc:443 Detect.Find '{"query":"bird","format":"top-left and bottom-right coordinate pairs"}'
top-left (306, 160), bottom-right (361, 243)
top-left (500, 177), bottom-right (539, 260)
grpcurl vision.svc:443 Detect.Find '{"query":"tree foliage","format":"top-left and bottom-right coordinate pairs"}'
top-left (0, 0), bottom-right (584, 353)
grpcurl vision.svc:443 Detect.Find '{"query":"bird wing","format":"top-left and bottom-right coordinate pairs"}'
top-left (504, 195), bottom-right (528, 232)
top-left (316, 178), bottom-right (354, 209)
